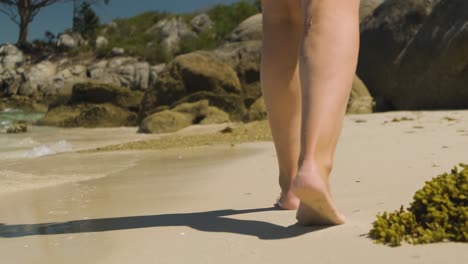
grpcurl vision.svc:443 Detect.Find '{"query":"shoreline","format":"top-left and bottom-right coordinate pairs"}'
top-left (1, 109), bottom-right (467, 197)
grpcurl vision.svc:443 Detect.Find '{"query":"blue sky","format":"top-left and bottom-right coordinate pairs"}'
top-left (0, 0), bottom-right (241, 44)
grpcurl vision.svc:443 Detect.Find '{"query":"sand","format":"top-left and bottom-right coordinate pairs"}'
top-left (0, 110), bottom-right (467, 263)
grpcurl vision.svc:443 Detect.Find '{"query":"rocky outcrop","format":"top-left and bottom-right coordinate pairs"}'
top-left (88, 57), bottom-right (150, 90)
top-left (357, 0), bottom-right (442, 110)
top-left (69, 82), bottom-right (143, 111)
top-left (139, 51), bottom-right (243, 121)
top-left (146, 17), bottom-right (196, 53)
top-left (37, 82), bottom-right (142, 127)
top-left (38, 103), bottom-right (136, 128)
top-left (385, 0), bottom-right (468, 109)
top-left (0, 44), bottom-right (24, 69)
top-left (139, 100), bottom-right (229, 133)
top-left (227, 14), bottom-right (262, 42)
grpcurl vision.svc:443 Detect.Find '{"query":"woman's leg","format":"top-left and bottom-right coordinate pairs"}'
top-left (261, 0), bottom-right (303, 210)
top-left (293, 0), bottom-right (360, 225)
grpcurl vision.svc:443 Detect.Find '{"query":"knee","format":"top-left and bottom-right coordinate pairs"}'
top-left (262, 0), bottom-right (302, 26)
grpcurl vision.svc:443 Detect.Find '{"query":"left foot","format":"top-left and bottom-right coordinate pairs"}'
top-left (275, 191), bottom-right (300, 210)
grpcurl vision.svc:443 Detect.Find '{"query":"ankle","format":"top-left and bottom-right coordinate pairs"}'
top-left (298, 158), bottom-right (333, 180)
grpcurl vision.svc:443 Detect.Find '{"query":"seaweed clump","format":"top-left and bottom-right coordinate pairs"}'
top-left (369, 164), bottom-right (468, 246)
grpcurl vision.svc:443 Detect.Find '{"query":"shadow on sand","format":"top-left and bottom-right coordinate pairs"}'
top-left (0, 207), bottom-right (330, 240)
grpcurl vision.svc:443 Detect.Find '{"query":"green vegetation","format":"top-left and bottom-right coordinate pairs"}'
top-left (93, 0), bottom-right (261, 64)
top-left (208, 0), bottom-right (261, 41)
top-left (369, 164), bottom-right (468, 246)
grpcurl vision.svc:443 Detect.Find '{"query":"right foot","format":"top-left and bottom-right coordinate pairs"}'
top-left (292, 163), bottom-right (346, 225)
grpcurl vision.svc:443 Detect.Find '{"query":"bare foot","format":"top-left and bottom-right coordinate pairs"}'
top-left (275, 191), bottom-right (300, 210)
top-left (292, 163), bottom-right (346, 225)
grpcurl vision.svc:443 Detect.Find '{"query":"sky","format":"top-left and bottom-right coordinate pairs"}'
top-left (0, 0), bottom-right (241, 44)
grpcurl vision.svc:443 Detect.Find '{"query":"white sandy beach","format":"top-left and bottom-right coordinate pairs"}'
top-left (0, 110), bottom-right (467, 263)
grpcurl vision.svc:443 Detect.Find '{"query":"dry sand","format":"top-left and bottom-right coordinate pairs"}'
top-left (0, 110), bottom-right (467, 263)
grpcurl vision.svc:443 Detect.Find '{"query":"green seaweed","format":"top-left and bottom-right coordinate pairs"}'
top-left (369, 164), bottom-right (468, 247)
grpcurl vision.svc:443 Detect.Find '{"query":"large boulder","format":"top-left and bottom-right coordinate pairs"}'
top-left (357, 0), bottom-right (442, 110)
top-left (0, 44), bottom-right (24, 69)
top-left (18, 61), bottom-right (57, 96)
top-left (146, 17), bottom-right (196, 53)
top-left (139, 110), bottom-right (193, 134)
top-left (227, 14), bottom-right (262, 42)
top-left (88, 57), bottom-right (151, 90)
top-left (139, 51), bottom-right (242, 121)
top-left (69, 82), bottom-right (143, 112)
top-left (38, 103), bottom-right (137, 128)
top-left (95, 36), bottom-right (109, 49)
top-left (172, 100), bottom-right (230, 125)
top-left (37, 82), bottom-right (143, 128)
top-left (386, 0), bottom-right (468, 109)
top-left (139, 100), bottom-right (230, 134)
top-left (57, 32), bottom-right (84, 49)
top-left (214, 41), bottom-right (262, 104)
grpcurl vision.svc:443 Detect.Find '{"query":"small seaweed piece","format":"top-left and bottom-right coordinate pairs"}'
top-left (369, 164), bottom-right (468, 246)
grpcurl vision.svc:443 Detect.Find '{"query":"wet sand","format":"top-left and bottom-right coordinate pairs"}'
top-left (0, 110), bottom-right (468, 263)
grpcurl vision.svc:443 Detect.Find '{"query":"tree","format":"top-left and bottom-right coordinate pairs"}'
top-left (72, 0), bottom-right (108, 32)
top-left (73, 1), bottom-right (99, 37)
top-left (0, 0), bottom-right (66, 47)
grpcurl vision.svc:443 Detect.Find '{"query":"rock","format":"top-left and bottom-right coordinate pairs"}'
top-left (244, 96), bottom-right (267, 122)
top-left (170, 91), bottom-right (246, 121)
top-left (138, 110), bottom-right (193, 134)
top-left (146, 17), bottom-right (196, 53)
top-left (48, 65), bottom-right (87, 96)
top-left (95, 36), bottom-right (109, 49)
top-left (6, 121), bottom-right (27, 134)
top-left (0, 95), bottom-right (48, 112)
top-left (172, 100), bottom-right (230, 125)
top-left (111, 47), bottom-right (125, 56)
top-left (347, 76), bottom-right (374, 114)
top-left (386, 0), bottom-right (468, 109)
top-left (360, 0), bottom-right (384, 21)
top-left (0, 67), bottom-right (23, 95)
top-left (227, 14), bottom-right (262, 42)
top-left (139, 51), bottom-right (242, 121)
top-left (88, 57), bottom-right (150, 90)
top-left (213, 41), bottom-right (262, 103)
top-left (38, 103), bottom-right (137, 128)
top-left (69, 82), bottom-right (143, 112)
top-left (357, 0), bottom-right (442, 110)
top-left (19, 61), bottom-right (57, 96)
top-left (0, 44), bottom-right (24, 69)
top-left (190, 13), bottom-right (214, 33)
top-left (57, 32), bottom-right (84, 49)
top-left (148, 64), bottom-right (166, 89)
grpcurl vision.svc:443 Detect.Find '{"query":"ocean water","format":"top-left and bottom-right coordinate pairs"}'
top-left (0, 109), bottom-right (74, 160)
